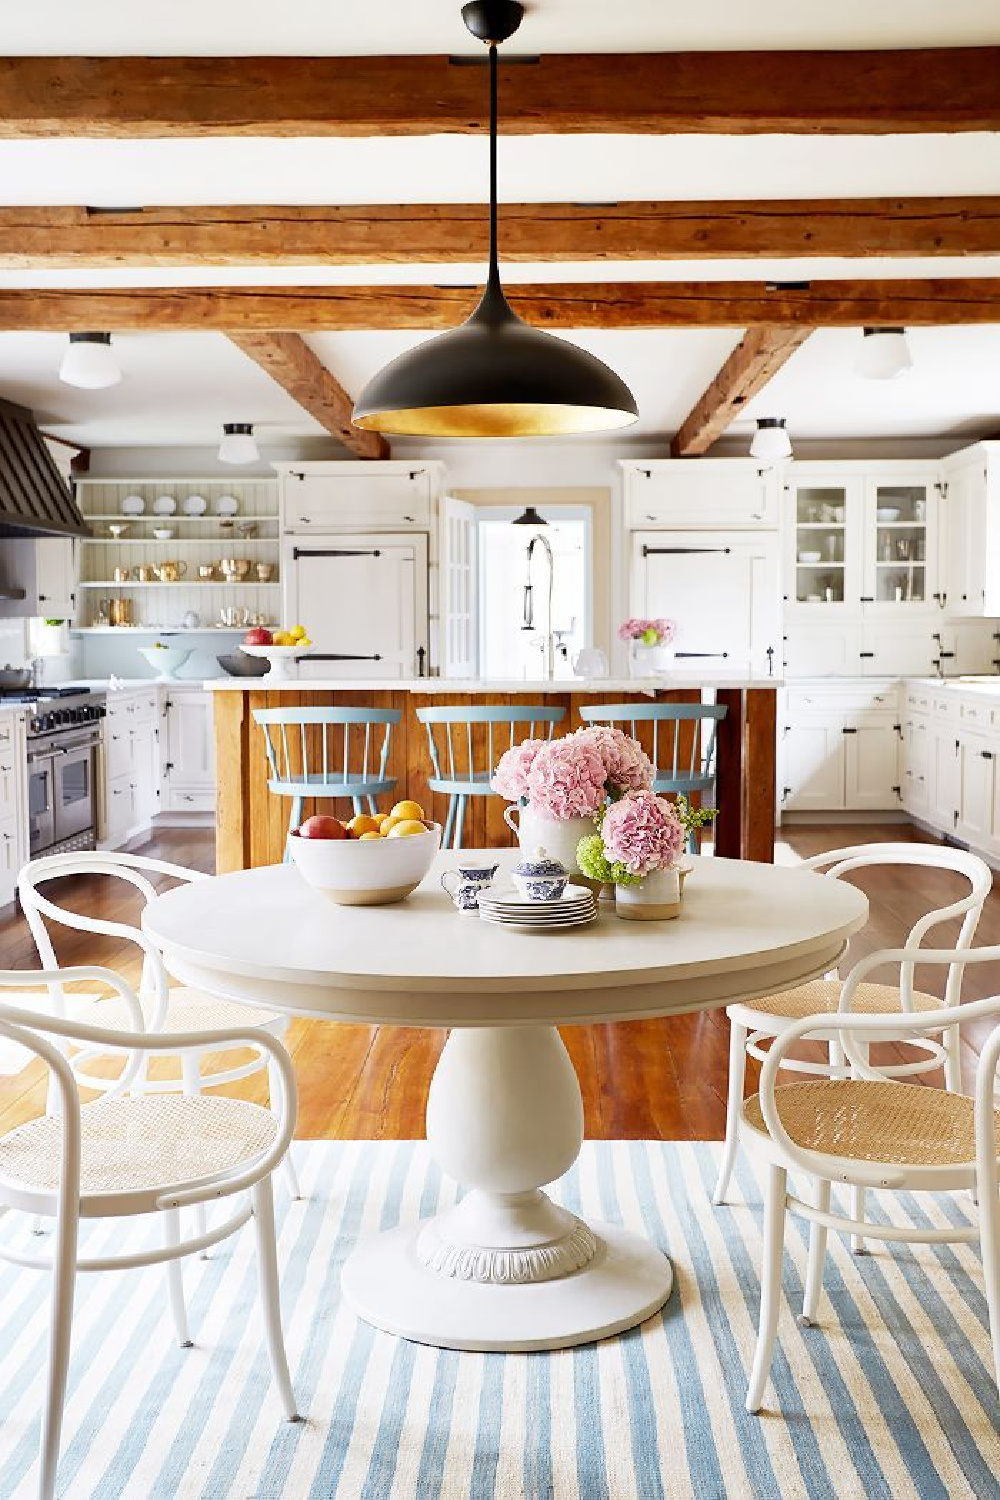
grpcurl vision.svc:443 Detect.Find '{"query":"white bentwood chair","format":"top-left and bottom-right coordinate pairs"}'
top-left (741, 943), bottom-right (1000, 1415)
top-left (713, 843), bottom-right (992, 1221)
top-left (0, 965), bottom-right (299, 1500)
top-left (18, 851), bottom-right (301, 1201)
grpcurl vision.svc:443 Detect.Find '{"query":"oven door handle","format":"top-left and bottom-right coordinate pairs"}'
top-left (28, 737), bottom-right (99, 763)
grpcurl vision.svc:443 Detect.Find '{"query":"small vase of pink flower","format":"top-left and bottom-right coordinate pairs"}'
top-left (491, 725), bottom-right (654, 875)
top-left (618, 617), bottom-right (677, 677)
top-left (576, 790), bottom-right (687, 920)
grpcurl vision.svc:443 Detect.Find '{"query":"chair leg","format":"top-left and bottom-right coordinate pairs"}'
top-left (799, 1178), bottom-right (831, 1328)
top-left (284, 797), bottom-right (303, 864)
top-left (713, 1019), bottom-right (747, 1205)
top-left (269, 1057), bottom-right (301, 1201)
top-left (453, 794), bottom-right (467, 850)
top-left (164, 1208), bottom-right (193, 1348)
top-left (442, 796), bottom-right (456, 850)
top-left (849, 1041), bottom-right (869, 1255)
top-left (251, 1176), bottom-right (299, 1423)
top-left (979, 1165), bottom-right (1000, 1399)
top-left (351, 796), bottom-right (363, 818)
top-left (38, 1199), bottom-right (79, 1500)
top-left (181, 1053), bottom-right (210, 1254)
top-left (367, 795), bottom-right (377, 817)
top-left (746, 1163), bottom-right (788, 1414)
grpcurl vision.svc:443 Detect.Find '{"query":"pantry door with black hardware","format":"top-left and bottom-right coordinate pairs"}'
top-left (284, 533), bottom-right (428, 679)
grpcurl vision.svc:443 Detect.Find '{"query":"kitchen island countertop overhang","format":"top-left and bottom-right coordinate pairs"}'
top-left (211, 678), bottom-right (778, 870)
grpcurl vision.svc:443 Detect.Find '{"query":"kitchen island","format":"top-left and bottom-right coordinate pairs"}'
top-left (209, 676), bottom-right (778, 871)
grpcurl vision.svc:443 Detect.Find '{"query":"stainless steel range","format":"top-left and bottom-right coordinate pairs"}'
top-left (0, 687), bottom-right (107, 860)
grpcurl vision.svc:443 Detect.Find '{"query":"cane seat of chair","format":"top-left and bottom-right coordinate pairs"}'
top-left (741, 979), bottom-right (943, 1022)
top-left (743, 1079), bottom-right (1000, 1169)
top-left (73, 986), bottom-right (281, 1035)
top-left (0, 1095), bottom-right (279, 1212)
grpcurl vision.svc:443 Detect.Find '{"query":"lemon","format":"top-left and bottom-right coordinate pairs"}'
top-left (389, 799), bottom-right (426, 823)
top-left (347, 813), bottom-right (380, 836)
top-left (386, 819), bottom-right (429, 839)
top-left (380, 815), bottom-right (403, 837)
top-left (372, 813), bottom-right (389, 828)
top-left (290, 625), bottom-right (307, 640)
top-left (359, 830), bottom-right (382, 840)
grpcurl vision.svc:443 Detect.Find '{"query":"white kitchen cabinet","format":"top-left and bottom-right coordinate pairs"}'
top-left (858, 620), bottom-right (937, 679)
top-left (957, 732), bottom-right (994, 847)
top-left (621, 459), bottom-right (777, 530)
top-left (781, 724), bottom-right (845, 812)
top-left (0, 711), bottom-right (26, 908)
top-left (781, 620), bottom-right (862, 678)
top-left (0, 537), bottom-right (77, 618)
top-left (784, 473), bottom-right (861, 611)
top-left (161, 690), bottom-right (215, 813)
top-left (939, 443), bottom-right (1000, 617)
top-left (781, 683), bottom-right (900, 813)
top-left (861, 474), bottom-right (939, 611)
top-left (631, 531), bottom-right (780, 675)
top-left (287, 533), bottom-right (430, 680)
top-left (279, 462), bottom-right (438, 532)
top-left (901, 711), bottom-right (931, 820)
top-left (101, 689), bottom-right (160, 843)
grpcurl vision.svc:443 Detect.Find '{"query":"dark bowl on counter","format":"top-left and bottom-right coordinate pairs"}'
top-left (217, 652), bottom-right (270, 678)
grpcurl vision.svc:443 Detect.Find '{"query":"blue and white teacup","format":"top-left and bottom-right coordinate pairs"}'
top-left (441, 862), bottom-right (499, 913)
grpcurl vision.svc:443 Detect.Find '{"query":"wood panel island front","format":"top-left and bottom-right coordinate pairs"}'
top-left (210, 677), bottom-right (778, 872)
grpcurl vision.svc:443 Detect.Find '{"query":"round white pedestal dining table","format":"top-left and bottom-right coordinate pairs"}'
top-left (143, 852), bottom-right (867, 1353)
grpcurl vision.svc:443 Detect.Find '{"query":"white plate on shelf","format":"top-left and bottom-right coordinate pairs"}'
top-left (121, 494), bottom-right (144, 516)
top-left (153, 495), bottom-right (176, 516)
top-left (182, 494), bottom-right (207, 516)
top-left (216, 495), bottom-right (239, 517)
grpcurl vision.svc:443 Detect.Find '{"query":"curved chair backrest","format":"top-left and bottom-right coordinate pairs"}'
top-left (252, 705), bottom-right (400, 791)
top-left (578, 701), bottom-right (728, 788)
top-left (802, 842), bottom-right (992, 1010)
top-left (17, 851), bottom-right (198, 1031)
top-left (416, 703), bottom-right (565, 787)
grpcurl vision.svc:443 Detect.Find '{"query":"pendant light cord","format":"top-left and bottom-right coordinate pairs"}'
top-left (487, 41), bottom-right (501, 295)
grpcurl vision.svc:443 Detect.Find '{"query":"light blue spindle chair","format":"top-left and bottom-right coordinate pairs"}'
top-left (578, 701), bottom-right (728, 853)
top-left (416, 704), bottom-right (566, 850)
top-left (253, 705), bottom-right (401, 857)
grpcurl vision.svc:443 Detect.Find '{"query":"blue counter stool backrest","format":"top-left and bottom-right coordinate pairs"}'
top-left (253, 705), bottom-right (401, 857)
top-left (416, 704), bottom-right (566, 849)
top-left (578, 701), bottom-right (728, 852)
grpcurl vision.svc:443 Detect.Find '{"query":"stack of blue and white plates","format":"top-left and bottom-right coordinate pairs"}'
top-left (477, 883), bottom-right (597, 932)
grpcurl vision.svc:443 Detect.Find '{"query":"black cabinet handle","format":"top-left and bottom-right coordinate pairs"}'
top-left (859, 651), bottom-right (875, 659)
top-left (982, 750), bottom-right (994, 761)
top-left (842, 726), bottom-right (858, 735)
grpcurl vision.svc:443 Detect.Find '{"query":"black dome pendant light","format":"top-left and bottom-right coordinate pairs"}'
top-left (352, 0), bottom-right (639, 438)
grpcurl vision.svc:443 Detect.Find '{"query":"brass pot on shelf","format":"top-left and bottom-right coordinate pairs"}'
top-left (134, 564), bottom-right (156, 583)
top-left (108, 598), bottom-right (132, 627)
top-left (153, 561), bottom-right (188, 583)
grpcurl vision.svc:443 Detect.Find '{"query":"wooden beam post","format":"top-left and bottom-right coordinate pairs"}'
top-left (3, 280), bottom-right (1000, 331)
top-left (671, 327), bottom-right (811, 456)
top-left (4, 198), bottom-right (1000, 267)
top-left (227, 331), bottom-right (388, 460)
top-left (0, 50), bottom-right (997, 137)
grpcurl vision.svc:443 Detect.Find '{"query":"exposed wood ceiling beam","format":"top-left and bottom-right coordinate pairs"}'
top-left (3, 280), bottom-right (1000, 331)
top-left (671, 328), bottom-right (811, 457)
top-left (6, 198), bottom-right (1000, 267)
top-left (0, 49), bottom-right (997, 138)
top-left (227, 331), bottom-right (388, 460)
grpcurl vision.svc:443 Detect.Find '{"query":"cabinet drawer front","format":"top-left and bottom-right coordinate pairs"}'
top-left (285, 472), bottom-right (432, 530)
top-left (959, 699), bottom-right (990, 728)
top-left (787, 685), bottom-right (898, 721)
top-left (627, 464), bottom-right (775, 529)
top-left (905, 688), bottom-right (931, 713)
top-left (0, 717), bottom-right (15, 750)
top-left (166, 787), bottom-right (215, 813)
top-left (104, 725), bottom-right (131, 779)
top-left (0, 814), bottom-right (19, 874)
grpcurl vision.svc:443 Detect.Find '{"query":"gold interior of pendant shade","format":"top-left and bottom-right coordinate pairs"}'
top-left (353, 402), bottom-right (640, 438)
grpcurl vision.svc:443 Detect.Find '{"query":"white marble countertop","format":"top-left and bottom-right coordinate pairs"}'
top-left (203, 673), bottom-right (782, 694)
top-left (911, 676), bottom-right (1000, 698)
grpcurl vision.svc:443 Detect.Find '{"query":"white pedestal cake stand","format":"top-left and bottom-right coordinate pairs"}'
top-left (143, 851), bottom-right (867, 1352)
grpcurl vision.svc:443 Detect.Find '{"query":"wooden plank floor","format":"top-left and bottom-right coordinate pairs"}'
top-left (0, 822), bottom-right (996, 1140)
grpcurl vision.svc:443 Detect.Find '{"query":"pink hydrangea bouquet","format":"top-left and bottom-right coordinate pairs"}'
top-left (491, 725), bottom-right (653, 821)
top-left (577, 791), bottom-right (685, 887)
top-left (617, 617), bottom-right (676, 647)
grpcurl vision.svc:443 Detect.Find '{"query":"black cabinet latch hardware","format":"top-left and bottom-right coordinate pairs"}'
top-left (842, 726), bottom-right (858, 735)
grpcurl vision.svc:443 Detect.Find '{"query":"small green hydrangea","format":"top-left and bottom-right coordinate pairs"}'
top-left (575, 833), bottom-right (641, 888)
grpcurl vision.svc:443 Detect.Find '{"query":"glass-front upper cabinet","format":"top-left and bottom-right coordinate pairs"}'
top-left (861, 477), bottom-right (938, 609)
top-left (784, 477), bottom-right (862, 610)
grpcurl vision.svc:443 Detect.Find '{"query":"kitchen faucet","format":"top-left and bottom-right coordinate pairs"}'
top-left (522, 530), bottom-right (555, 679)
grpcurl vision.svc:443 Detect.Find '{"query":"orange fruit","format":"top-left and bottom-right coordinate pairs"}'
top-left (347, 813), bottom-right (380, 836)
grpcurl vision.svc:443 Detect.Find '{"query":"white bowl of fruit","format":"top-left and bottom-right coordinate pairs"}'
top-left (239, 624), bottom-right (313, 680)
top-left (287, 800), bottom-right (441, 905)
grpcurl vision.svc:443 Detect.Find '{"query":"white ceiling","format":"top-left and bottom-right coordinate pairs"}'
top-left (0, 332), bottom-right (326, 447)
top-left (4, 0), bottom-right (1000, 53)
top-left (739, 327), bottom-right (1000, 441)
top-left (3, 325), bottom-right (999, 450)
top-left (2, 134), bottom-right (999, 208)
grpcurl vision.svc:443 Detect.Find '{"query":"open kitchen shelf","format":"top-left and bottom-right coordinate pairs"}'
top-left (77, 581), bottom-right (280, 589)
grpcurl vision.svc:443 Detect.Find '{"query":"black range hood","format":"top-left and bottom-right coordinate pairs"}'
top-left (0, 396), bottom-right (90, 540)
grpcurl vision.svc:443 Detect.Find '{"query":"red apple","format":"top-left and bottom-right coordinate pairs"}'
top-left (243, 626), bottom-right (273, 647)
top-left (298, 815), bottom-right (348, 840)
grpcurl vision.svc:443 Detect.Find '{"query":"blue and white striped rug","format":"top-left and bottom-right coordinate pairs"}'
top-left (0, 1140), bottom-right (996, 1499)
